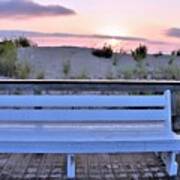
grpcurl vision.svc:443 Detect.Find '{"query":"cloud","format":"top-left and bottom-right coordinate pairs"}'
top-left (0, 29), bottom-right (169, 45)
top-left (0, 30), bottom-right (148, 41)
top-left (166, 28), bottom-right (180, 38)
top-left (0, 0), bottom-right (76, 19)
top-left (92, 34), bottom-right (147, 42)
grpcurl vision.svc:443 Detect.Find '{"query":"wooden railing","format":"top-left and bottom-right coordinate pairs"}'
top-left (0, 79), bottom-right (180, 91)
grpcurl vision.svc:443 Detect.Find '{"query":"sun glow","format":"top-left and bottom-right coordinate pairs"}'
top-left (99, 26), bottom-right (127, 37)
top-left (107, 39), bottom-right (119, 48)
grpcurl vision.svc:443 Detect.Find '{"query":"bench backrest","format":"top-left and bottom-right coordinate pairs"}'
top-left (0, 90), bottom-right (172, 135)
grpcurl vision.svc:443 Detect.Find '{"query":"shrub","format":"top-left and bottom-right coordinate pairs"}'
top-left (119, 62), bottom-right (148, 79)
top-left (0, 40), bottom-right (33, 78)
top-left (92, 45), bottom-right (113, 58)
top-left (159, 64), bottom-right (180, 80)
top-left (14, 37), bottom-right (36, 48)
top-left (176, 50), bottom-right (180, 56)
top-left (171, 51), bottom-right (176, 56)
top-left (121, 68), bottom-right (134, 79)
top-left (131, 44), bottom-right (147, 61)
top-left (168, 57), bottom-right (175, 65)
top-left (134, 62), bottom-right (148, 79)
top-left (15, 61), bottom-right (31, 79)
top-left (63, 60), bottom-right (71, 77)
top-left (171, 50), bottom-right (180, 56)
top-left (106, 71), bottom-right (114, 79)
top-left (36, 71), bottom-right (45, 79)
top-left (112, 53), bottom-right (118, 66)
top-left (0, 40), bottom-right (18, 77)
top-left (153, 51), bottom-right (163, 58)
top-left (119, 48), bottom-right (127, 55)
top-left (76, 70), bottom-right (89, 79)
top-left (0, 40), bottom-right (11, 55)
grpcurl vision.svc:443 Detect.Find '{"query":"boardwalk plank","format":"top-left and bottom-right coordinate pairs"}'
top-left (0, 153), bottom-right (177, 179)
top-left (24, 154), bottom-right (43, 179)
top-left (76, 155), bottom-right (88, 179)
top-left (49, 154), bottom-right (65, 179)
top-left (0, 154), bottom-right (21, 180)
top-left (11, 154), bottom-right (32, 179)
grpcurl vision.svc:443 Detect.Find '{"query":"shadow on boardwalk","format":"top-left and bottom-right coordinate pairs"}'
top-left (0, 153), bottom-right (179, 179)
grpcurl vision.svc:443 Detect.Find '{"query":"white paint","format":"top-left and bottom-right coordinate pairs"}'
top-left (0, 90), bottom-right (179, 177)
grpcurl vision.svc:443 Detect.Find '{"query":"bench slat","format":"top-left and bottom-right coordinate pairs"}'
top-left (0, 109), bottom-right (166, 122)
top-left (0, 128), bottom-right (168, 142)
top-left (0, 136), bottom-right (179, 153)
top-left (0, 140), bottom-right (179, 153)
top-left (0, 95), bottom-right (166, 107)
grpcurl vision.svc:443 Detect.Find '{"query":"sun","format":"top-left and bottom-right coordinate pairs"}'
top-left (108, 39), bottom-right (119, 47)
top-left (96, 26), bottom-right (128, 50)
top-left (99, 26), bottom-right (127, 37)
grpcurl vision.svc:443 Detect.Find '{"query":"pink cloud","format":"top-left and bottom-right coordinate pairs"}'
top-left (0, 0), bottom-right (76, 19)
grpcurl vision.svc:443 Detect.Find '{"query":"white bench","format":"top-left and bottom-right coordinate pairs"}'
top-left (0, 90), bottom-right (179, 178)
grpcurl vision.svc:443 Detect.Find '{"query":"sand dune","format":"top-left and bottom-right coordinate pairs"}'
top-left (18, 47), bottom-right (180, 79)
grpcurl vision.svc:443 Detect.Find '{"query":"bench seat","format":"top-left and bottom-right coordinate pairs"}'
top-left (0, 128), bottom-right (179, 153)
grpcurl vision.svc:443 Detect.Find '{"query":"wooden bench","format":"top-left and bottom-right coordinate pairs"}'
top-left (0, 90), bottom-right (179, 178)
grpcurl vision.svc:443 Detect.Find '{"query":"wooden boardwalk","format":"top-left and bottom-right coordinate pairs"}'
top-left (0, 153), bottom-right (179, 180)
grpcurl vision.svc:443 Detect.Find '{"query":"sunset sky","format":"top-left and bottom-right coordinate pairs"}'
top-left (0, 0), bottom-right (180, 52)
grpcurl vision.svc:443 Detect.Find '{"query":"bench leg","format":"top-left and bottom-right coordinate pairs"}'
top-left (160, 152), bottom-right (178, 176)
top-left (67, 154), bottom-right (75, 179)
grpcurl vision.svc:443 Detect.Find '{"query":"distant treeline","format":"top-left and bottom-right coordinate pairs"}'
top-left (0, 37), bottom-right (37, 48)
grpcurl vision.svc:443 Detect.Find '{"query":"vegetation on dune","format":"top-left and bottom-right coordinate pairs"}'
top-left (92, 45), bottom-right (113, 58)
top-left (76, 70), bottom-right (89, 79)
top-left (0, 40), bottom-right (18, 77)
top-left (168, 56), bottom-right (175, 65)
top-left (153, 51), bottom-right (163, 58)
top-left (63, 60), bottom-right (71, 77)
top-left (121, 68), bottom-right (134, 79)
top-left (1, 37), bottom-right (36, 48)
top-left (119, 48), bottom-right (127, 55)
top-left (36, 71), bottom-right (45, 79)
top-left (0, 40), bottom-right (32, 78)
top-left (112, 53), bottom-right (119, 66)
top-left (14, 37), bottom-right (37, 48)
top-left (171, 51), bottom-right (176, 56)
top-left (159, 63), bottom-right (180, 80)
top-left (119, 62), bottom-right (148, 79)
top-left (133, 62), bottom-right (148, 79)
top-left (15, 61), bottom-right (31, 79)
top-left (0, 39), bottom-right (180, 80)
top-left (177, 50), bottom-right (180, 56)
top-left (131, 44), bottom-right (147, 61)
top-left (106, 70), bottom-right (114, 79)
top-left (172, 50), bottom-right (180, 57)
